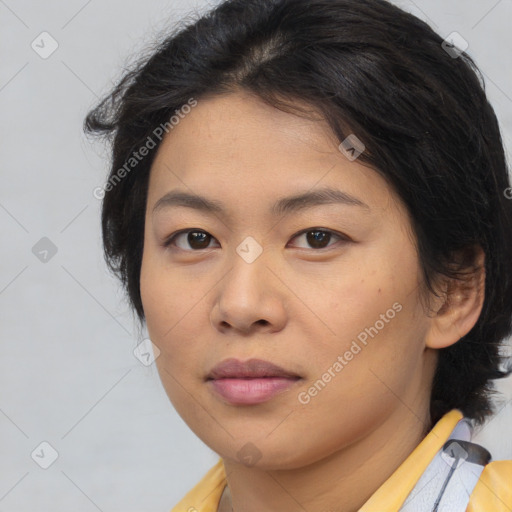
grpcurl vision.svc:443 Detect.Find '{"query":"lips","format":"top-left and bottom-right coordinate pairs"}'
top-left (207, 358), bottom-right (301, 380)
top-left (206, 358), bottom-right (302, 405)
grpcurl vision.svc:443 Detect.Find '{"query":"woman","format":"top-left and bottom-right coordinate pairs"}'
top-left (84, 0), bottom-right (512, 510)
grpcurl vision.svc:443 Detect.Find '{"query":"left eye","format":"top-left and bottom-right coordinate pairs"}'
top-left (290, 228), bottom-right (346, 250)
top-left (163, 228), bottom-right (347, 251)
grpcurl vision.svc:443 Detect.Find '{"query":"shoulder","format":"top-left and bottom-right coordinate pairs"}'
top-left (467, 460), bottom-right (512, 511)
top-left (170, 458), bottom-right (227, 512)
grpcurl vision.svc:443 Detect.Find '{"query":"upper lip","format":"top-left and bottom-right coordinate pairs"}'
top-left (207, 358), bottom-right (301, 380)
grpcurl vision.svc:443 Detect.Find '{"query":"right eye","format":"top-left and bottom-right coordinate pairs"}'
top-left (163, 229), bottom-right (220, 251)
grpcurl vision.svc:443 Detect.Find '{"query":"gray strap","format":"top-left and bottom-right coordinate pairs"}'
top-left (399, 419), bottom-right (491, 512)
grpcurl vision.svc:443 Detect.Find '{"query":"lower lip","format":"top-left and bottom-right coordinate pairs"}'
top-left (208, 377), bottom-right (300, 405)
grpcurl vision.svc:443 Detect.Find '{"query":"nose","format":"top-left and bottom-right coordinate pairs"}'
top-left (210, 246), bottom-right (287, 335)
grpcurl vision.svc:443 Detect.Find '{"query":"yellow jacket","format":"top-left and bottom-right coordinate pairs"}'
top-left (171, 409), bottom-right (512, 511)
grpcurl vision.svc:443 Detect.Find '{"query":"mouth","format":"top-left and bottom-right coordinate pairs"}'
top-left (206, 357), bottom-right (301, 380)
top-left (206, 358), bottom-right (302, 405)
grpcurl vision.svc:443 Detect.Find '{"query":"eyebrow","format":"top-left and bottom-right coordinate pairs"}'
top-left (152, 187), bottom-right (370, 217)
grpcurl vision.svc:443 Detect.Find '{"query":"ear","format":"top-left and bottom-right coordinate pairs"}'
top-left (425, 245), bottom-right (486, 350)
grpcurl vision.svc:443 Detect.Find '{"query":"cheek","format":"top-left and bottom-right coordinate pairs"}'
top-left (140, 249), bottom-right (210, 373)
top-left (140, 247), bottom-right (196, 339)
top-left (313, 261), bottom-right (406, 338)
top-left (306, 239), bottom-right (425, 384)
top-left (140, 258), bottom-right (206, 416)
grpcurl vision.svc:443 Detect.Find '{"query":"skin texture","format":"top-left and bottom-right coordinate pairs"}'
top-left (139, 90), bottom-right (485, 512)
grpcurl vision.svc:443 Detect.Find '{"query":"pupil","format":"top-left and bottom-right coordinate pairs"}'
top-left (189, 231), bottom-right (209, 249)
top-left (307, 230), bottom-right (329, 248)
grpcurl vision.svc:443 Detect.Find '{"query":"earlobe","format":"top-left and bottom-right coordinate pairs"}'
top-left (424, 246), bottom-right (486, 350)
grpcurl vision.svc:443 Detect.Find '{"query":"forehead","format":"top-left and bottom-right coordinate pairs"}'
top-left (147, 91), bottom-right (406, 223)
top-left (153, 91), bottom-right (342, 171)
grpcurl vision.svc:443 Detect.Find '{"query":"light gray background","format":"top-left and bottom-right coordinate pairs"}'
top-left (1, 0), bottom-right (511, 511)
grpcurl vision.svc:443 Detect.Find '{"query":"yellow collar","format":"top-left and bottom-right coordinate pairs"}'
top-left (359, 409), bottom-right (463, 511)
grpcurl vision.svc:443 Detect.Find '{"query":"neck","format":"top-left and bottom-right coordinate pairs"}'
top-left (219, 405), bottom-right (431, 512)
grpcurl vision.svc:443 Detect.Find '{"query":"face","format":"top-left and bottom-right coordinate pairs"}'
top-left (140, 90), bottom-right (437, 470)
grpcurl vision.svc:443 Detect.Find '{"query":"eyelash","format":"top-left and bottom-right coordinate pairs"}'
top-left (162, 228), bottom-right (350, 252)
